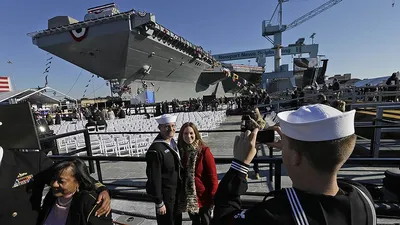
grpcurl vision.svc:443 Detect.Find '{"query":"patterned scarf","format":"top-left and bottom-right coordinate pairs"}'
top-left (178, 143), bottom-right (200, 214)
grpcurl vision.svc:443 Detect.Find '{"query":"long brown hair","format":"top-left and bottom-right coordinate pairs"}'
top-left (178, 122), bottom-right (206, 150)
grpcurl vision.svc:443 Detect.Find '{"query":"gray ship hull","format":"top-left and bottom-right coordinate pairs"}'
top-left (30, 11), bottom-right (214, 86)
top-left (29, 6), bottom-right (264, 100)
top-left (129, 80), bottom-right (232, 102)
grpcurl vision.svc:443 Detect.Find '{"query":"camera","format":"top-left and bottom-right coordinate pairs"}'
top-left (241, 109), bottom-right (257, 132)
top-left (240, 108), bottom-right (276, 143)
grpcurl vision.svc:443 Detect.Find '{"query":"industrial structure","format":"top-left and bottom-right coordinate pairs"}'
top-left (213, 0), bottom-right (344, 92)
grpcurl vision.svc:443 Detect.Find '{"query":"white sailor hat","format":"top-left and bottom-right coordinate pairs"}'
top-left (155, 114), bottom-right (177, 125)
top-left (277, 104), bottom-right (356, 141)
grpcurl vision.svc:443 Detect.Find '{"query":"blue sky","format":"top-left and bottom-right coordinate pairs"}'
top-left (0, 0), bottom-right (398, 99)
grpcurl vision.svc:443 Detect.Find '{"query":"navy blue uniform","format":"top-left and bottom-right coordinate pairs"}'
top-left (0, 148), bottom-right (107, 225)
top-left (146, 134), bottom-right (183, 225)
top-left (211, 160), bottom-right (376, 225)
top-left (0, 149), bottom-right (53, 225)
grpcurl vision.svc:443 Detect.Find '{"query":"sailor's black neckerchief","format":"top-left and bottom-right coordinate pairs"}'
top-left (153, 134), bottom-right (181, 161)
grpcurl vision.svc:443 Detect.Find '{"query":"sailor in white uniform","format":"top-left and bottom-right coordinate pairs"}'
top-left (212, 104), bottom-right (376, 225)
top-left (146, 114), bottom-right (183, 225)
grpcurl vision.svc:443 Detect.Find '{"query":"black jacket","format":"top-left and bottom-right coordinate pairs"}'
top-left (0, 149), bottom-right (107, 225)
top-left (145, 134), bottom-right (183, 205)
top-left (212, 160), bottom-right (376, 225)
top-left (0, 149), bottom-right (53, 225)
top-left (38, 190), bottom-right (112, 225)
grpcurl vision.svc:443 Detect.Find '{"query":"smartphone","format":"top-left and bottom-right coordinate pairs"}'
top-left (240, 115), bottom-right (252, 132)
top-left (256, 130), bottom-right (275, 143)
top-left (242, 115), bottom-right (251, 120)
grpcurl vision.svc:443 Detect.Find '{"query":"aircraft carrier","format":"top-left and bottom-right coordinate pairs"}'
top-left (28, 3), bottom-right (264, 101)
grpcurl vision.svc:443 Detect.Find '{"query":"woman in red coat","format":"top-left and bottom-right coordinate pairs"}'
top-left (177, 122), bottom-right (218, 225)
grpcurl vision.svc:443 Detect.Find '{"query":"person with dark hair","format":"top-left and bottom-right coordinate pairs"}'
top-left (212, 104), bottom-right (376, 225)
top-left (85, 118), bottom-right (97, 132)
top-left (177, 122), bottom-right (218, 225)
top-left (94, 116), bottom-right (108, 131)
top-left (38, 158), bottom-right (112, 225)
top-left (317, 93), bottom-right (329, 105)
top-left (332, 78), bottom-right (340, 91)
top-left (55, 113), bottom-right (61, 125)
top-left (386, 72), bottom-right (399, 101)
top-left (118, 107), bottom-right (126, 119)
top-left (0, 147), bottom-right (111, 225)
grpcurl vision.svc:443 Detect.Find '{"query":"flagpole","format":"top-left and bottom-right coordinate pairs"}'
top-left (7, 60), bottom-right (16, 90)
top-left (92, 75), bottom-right (97, 108)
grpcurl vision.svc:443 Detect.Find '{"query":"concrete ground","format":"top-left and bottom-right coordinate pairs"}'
top-left (84, 115), bottom-right (399, 225)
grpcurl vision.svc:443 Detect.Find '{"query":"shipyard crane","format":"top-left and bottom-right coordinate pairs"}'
top-left (286, 0), bottom-right (343, 31)
top-left (262, 0), bottom-right (343, 72)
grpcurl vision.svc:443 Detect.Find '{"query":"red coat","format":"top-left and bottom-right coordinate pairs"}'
top-left (183, 146), bottom-right (219, 208)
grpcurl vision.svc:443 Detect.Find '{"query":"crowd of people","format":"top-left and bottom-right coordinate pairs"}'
top-left (281, 72), bottom-right (399, 111)
top-left (33, 104), bottom-right (127, 126)
top-left (1, 91), bottom-right (382, 225)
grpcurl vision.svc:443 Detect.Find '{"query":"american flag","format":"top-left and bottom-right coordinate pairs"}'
top-left (0, 76), bottom-right (11, 92)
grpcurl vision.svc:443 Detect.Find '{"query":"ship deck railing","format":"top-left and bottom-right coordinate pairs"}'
top-left (27, 10), bottom-right (135, 38)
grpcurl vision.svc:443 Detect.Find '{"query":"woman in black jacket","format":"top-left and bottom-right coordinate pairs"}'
top-left (38, 158), bottom-right (112, 225)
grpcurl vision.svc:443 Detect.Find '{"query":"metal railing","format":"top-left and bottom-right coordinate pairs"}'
top-left (27, 10), bottom-right (135, 38)
top-left (38, 125), bottom-right (400, 222)
top-left (40, 120), bottom-right (400, 176)
top-left (372, 105), bottom-right (400, 157)
top-left (262, 84), bottom-right (400, 113)
top-left (349, 103), bottom-right (400, 157)
top-left (40, 129), bottom-right (95, 173)
top-left (47, 154), bottom-right (400, 192)
top-left (257, 101), bottom-right (400, 158)
top-left (48, 154), bottom-right (400, 218)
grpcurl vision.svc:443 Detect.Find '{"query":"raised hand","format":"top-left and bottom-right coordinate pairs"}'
top-left (233, 129), bottom-right (258, 165)
top-left (266, 126), bottom-right (283, 150)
